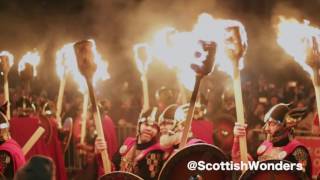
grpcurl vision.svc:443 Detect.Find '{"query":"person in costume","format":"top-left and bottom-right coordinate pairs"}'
top-left (158, 104), bottom-right (204, 152)
top-left (0, 103), bottom-right (25, 179)
top-left (232, 103), bottom-right (312, 178)
top-left (10, 97), bottom-right (67, 180)
top-left (95, 107), bottom-right (165, 180)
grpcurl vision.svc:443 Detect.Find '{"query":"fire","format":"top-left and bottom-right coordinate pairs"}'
top-left (89, 40), bottom-right (110, 86)
top-left (18, 51), bottom-right (40, 76)
top-left (276, 16), bottom-right (320, 75)
top-left (56, 43), bottom-right (75, 80)
top-left (216, 19), bottom-right (248, 77)
top-left (133, 43), bottom-right (152, 74)
top-left (152, 27), bottom-right (177, 68)
top-left (56, 40), bottom-right (110, 94)
top-left (0, 51), bottom-right (14, 68)
top-left (150, 13), bottom-right (247, 90)
top-left (56, 43), bottom-right (87, 93)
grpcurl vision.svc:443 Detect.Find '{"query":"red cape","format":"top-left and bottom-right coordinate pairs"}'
top-left (191, 119), bottom-right (214, 144)
top-left (0, 138), bottom-right (26, 173)
top-left (10, 116), bottom-right (67, 180)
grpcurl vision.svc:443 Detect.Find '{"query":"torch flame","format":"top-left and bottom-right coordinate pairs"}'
top-left (89, 40), bottom-right (110, 86)
top-left (133, 43), bottom-right (153, 74)
top-left (57, 40), bottom-right (110, 94)
top-left (276, 16), bottom-right (320, 76)
top-left (150, 13), bottom-right (247, 90)
top-left (18, 51), bottom-right (40, 76)
top-left (217, 20), bottom-right (247, 77)
top-left (0, 51), bottom-right (14, 67)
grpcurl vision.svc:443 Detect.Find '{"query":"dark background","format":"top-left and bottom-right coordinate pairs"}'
top-left (0, 0), bottom-right (319, 102)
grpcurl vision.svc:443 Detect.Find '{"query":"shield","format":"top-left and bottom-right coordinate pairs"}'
top-left (240, 160), bottom-right (309, 180)
top-left (158, 143), bottom-right (231, 180)
top-left (99, 171), bottom-right (143, 180)
top-left (213, 115), bottom-right (235, 154)
top-left (60, 117), bottom-right (73, 153)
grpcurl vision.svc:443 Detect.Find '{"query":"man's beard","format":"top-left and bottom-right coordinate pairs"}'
top-left (269, 128), bottom-right (289, 144)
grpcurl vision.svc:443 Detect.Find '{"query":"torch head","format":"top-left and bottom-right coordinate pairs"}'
top-left (191, 41), bottom-right (217, 76)
top-left (0, 55), bottom-right (10, 75)
top-left (73, 40), bottom-right (97, 80)
top-left (306, 36), bottom-right (320, 69)
top-left (19, 63), bottom-right (34, 82)
top-left (225, 26), bottom-right (247, 63)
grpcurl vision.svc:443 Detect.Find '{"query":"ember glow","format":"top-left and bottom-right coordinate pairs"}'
top-left (0, 51), bottom-right (14, 68)
top-left (18, 51), bottom-right (40, 76)
top-left (277, 16), bottom-right (320, 75)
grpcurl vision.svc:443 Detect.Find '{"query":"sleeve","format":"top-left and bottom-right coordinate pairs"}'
top-left (112, 151), bottom-right (121, 171)
top-left (291, 147), bottom-right (312, 179)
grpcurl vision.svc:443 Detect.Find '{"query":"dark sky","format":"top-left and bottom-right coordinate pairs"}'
top-left (0, 0), bottom-right (319, 99)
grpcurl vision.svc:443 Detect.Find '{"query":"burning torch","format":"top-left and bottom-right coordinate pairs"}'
top-left (55, 46), bottom-right (71, 128)
top-left (0, 51), bottom-right (14, 119)
top-left (133, 43), bottom-right (152, 114)
top-left (73, 40), bottom-right (111, 174)
top-left (277, 17), bottom-right (320, 126)
top-left (225, 25), bottom-right (249, 165)
top-left (18, 51), bottom-right (40, 98)
top-left (179, 41), bottom-right (216, 149)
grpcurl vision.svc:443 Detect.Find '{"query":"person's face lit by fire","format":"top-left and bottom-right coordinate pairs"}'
top-left (264, 118), bottom-right (282, 136)
top-left (159, 119), bottom-right (174, 135)
top-left (139, 122), bottom-right (158, 143)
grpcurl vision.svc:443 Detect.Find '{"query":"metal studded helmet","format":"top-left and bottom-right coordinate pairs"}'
top-left (15, 96), bottom-right (36, 117)
top-left (137, 107), bottom-right (160, 135)
top-left (263, 103), bottom-right (307, 142)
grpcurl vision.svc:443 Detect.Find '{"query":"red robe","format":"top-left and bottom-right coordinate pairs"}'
top-left (191, 119), bottom-right (214, 144)
top-left (0, 138), bottom-right (26, 173)
top-left (10, 116), bottom-right (67, 180)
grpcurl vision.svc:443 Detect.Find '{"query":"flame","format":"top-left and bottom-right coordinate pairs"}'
top-left (56, 43), bottom-right (87, 93)
top-left (56, 43), bottom-right (75, 80)
top-left (133, 43), bottom-right (153, 74)
top-left (18, 51), bottom-right (40, 76)
top-left (56, 40), bottom-right (110, 94)
top-left (276, 16), bottom-right (320, 75)
top-left (152, 27), bottom-right (177, 68)
top-left (89, 40), bottom-right (110, 86)
top-left (150, 13), bottom-right (247, 89)
top-left (0, 51), bottom-right (14, 67)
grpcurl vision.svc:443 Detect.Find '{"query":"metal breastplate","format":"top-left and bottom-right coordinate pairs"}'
top-left (120, 145), bottom-right (140, 173)
top-left (258, 146), bottom-right (288, 161)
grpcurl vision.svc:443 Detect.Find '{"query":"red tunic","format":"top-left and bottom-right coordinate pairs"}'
top-left (0, 139), bottom-right (26, 173)
top-left (191, 119), bottom-right (214, 144)
top-left (10, 116), bottom-right (67, 180)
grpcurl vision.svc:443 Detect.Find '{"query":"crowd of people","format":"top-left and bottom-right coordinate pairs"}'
top-left (0, 69), bottom-right (316, 179)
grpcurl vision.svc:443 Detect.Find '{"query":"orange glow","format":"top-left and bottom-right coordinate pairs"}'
top-left (277, 16), bottom-right (320, 75)
top-left (18, 51), bottom-right (40, 76)
top-left (133, 43), bottom-right (152, 74)
top-left (0, 51), bottom-right (14, 67)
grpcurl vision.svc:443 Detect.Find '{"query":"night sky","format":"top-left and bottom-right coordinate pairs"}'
top-left (0, 0), bottom-right (319, 100)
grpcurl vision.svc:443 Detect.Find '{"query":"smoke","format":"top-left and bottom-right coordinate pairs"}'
top-left (0, 0), bottom-right (319, 98)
